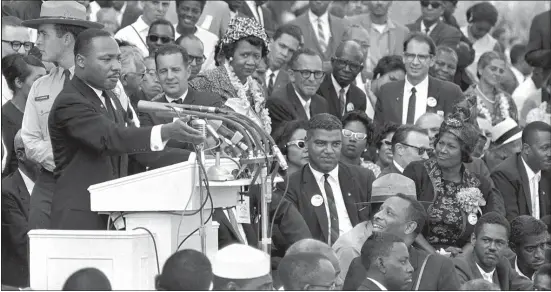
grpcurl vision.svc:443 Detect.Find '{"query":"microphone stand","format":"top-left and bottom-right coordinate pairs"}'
top-left (191, 119), bottom-right (208, 254)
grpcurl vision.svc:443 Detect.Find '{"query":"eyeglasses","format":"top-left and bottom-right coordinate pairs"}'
top-left (420, 1), bottom-right (442, 9)
top-left (400, 142), bottom-right (434, 156)
top-left (124, 71), bottom-right (146, 80)
top-left (332, 57), bottom-right (363, 72)
top-left (286, 139), bottom-right (306, 149)
top-left (404, 52), bottom-right (432, 63)
top-left (2, 40), bottom-right (34, 51)
top-left (147, 35), bottom-right (174, 44)
top-left (292, 69), bottom-right (325, 79)
top-left (189, 54), bottom-right (206, 65)
top-left (145, 69), bottom-right (158, 77)
top-left (342, 129), bottom-right (368, 140)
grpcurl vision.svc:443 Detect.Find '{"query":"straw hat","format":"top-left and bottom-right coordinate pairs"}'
top-left (22, 1), bottom-right (104, 30)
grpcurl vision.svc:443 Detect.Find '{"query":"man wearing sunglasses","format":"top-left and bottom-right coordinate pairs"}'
top-left (317, 40), bottom-right (367, 120)
top-left (146, 19), bottom-right (176, 56)
top-left (380, 125), bottom-right (431, 176)
top-left (406, 0), bottom-right (461, 48)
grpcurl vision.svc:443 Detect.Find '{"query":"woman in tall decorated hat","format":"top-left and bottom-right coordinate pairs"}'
top-left (190, 17), bottom-right (271, 134)
top-left (464, 51), bottom-right (518, 125)
top-left (403, 113), bottom-right (505, 256)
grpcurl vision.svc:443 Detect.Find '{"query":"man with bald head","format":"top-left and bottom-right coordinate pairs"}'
top-left (177, 34), bottom-right (205, 80)
top-left (415, 112), bottom-right (444, 147)
top-left (286, 239), bottom-right (343, 289)
top-left (2, 130), bottom-right (40, 287)
top-left (317, 40), bottom-right (367, 119)
top-left (278, 252), bottom-right (337, 290)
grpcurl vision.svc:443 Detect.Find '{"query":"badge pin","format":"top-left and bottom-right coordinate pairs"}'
top-left (427, 97), bottom-right (437, 107)
top-left (311, 194), bottom-right (324, 207)
top-left (468, 213), bottom-right (478, 225)
top-left (346, 103), bottom-right (355, 112)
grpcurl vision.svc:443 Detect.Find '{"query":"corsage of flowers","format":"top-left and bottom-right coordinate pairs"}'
top-left (456, 187), bottom-right (486, 225)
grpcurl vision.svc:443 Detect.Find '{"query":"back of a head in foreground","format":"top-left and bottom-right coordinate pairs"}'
top-left (212, 244), bottom-right (272, 290)
top-left (62, 268), bottom-right (112, 291)
top-left (156, 249), bottom-right (212, 291)
top-left (460, 279), bottom-right (500, 291)
top-left (278, 252), bottom-right (335, 290)
top-left (286, 239), bottom-right (338, 264)
top-left (534, 264), bottom-right (551, 291)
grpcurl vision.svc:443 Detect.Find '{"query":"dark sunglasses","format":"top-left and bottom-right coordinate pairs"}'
top-left (332, 57), bottom-right (363, 72)
top-left (189, 54), bottom-right (206, 65)
top-left (286, 139), bottom-right (306, 149)
top-left (420, 1), bottom-right (442, 9)
top-left (2, 40), bottom-right (34, 51)
top-left (400, 142), bottom-right (434, 156)
top-left (147, 35), bottom-right (173, 44)
top-left (292, 69), bottom-right (325, 80)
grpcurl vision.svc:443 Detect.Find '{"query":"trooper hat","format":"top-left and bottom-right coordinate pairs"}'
top-left (22, 1), bottom-right (104, 30)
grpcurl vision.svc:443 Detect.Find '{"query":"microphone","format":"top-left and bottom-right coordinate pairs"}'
top-left (172, 103), bottom-right (229, 114)
top-left (272, 145), bottom-right (288, 171)
top-left (190, 119), bottom-right (207, 148)
top-left (207, 120), bottom-right (249, 151)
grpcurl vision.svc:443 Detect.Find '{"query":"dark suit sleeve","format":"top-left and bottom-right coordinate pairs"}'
top-left (452, 257), bottom-right (472, 285)
top-left (525, 15), bottom-right (551, 69)
top-left (436, 256), bottom-right (461, 290)
top-left (271, 191), bottom-right (312, 245)
top-left (373, 92), bottom-right (385, 126)
top-left (478, 174), bottom-right (505, 216)
top-left (444, 82), bottom-right (465, 114)
top-left (490, 170), bottom-right (519, 221)
top-left (51, 95), bottom-right (152, 156)
top-left (508, 263), bottom-right (534, 290)
top-left (1, 191), bottom-right (28, 260)
top-left (266, 97), bottom-right (296, 134)
top-left (343, 256), bottom-right (366, 291)
top-left (440, 27), bottom-right (462, 48)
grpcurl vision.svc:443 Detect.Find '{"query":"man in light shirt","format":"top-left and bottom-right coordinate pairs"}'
top-left (2, 16), bottom-right (33, 105)
top-left (510, 44), bottom-right (533, 86)
top-left (115, 0), bottom-right (171, 57)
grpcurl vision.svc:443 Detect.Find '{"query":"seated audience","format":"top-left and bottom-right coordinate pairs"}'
top-left (415, 112), bottom-right (444, 147)
top-left (141, 56), bottom-right (163, 102)
top-left (370, 122), bottom-right (400, 178)
top-left (271, 120), bottom-right (309, 176)
top-left (278, 252), bottom-right (337, 291)
top-left (266, 48), bottom-right (329, 133)
top-left (491, 121), bottom-right (551, 221)
top-left (484, 118), bottom-right (523, 171)
top-left (1, 54), bottom-right (46, 177)
top-left (366, 55), bottom-right (406, 119)
top-left (534, 264), bottom-right (551, 291)
top-left (155, 249), bottom-right (213, 290)
top-left (453, 212), bottom-right (533, 290)
top-left (404, 114), bottom-right (505, 254)
top-left (62, 268), bottom-right (112, 291)
top-left (264, 24), bottom-right (302, 97)
top-left (459, 279), bottom-right (500, 290)
top-left (430, 45), bottom-right (459, 84)
top-left (340, 25), bottom-right (371, 102)
top-left (339, 111), bottom-right (377, 173)
top-left (508, 216), bottom-right (549, 280)
top-left (176, 34), bottom-right (205, 80)
top-left (212, 244), bottom-right (273, 290)
top-left (145, 19), bottom-right (176, 56)
top-left (316, 40), bottom-right (367, 120)
top-left (407, 0), bottom-right (462, 48)
top-left (380, 125), bottom-right (431, 176)
top-left (119, 45), bottom-right (146, 101)
top-left (358, 232), bottom-right (413, 291)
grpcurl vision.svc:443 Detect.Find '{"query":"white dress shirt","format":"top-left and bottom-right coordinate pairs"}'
top-left (165, 90), bottom-right (189, 121)
top-left (245, 1), bottom-right (264, 27)
top-left (294, 89), bottom-right (311, 119)
top-left (265, 69), bottom-right (279, 88)
top-left (115, 2), bottom-right (128, 26)
top-left (393, 160), bottom-right (405, 173)
top-left (1, 137), bottom-right (7, 174)
top-left (513, 77), bottom-right (540, 117)
top-left (308, 9), bottom-right (331, 48)
top-left (402, 75), bottom-right (429, 125)
top-left (19, 169), bottom-right (35, 195)
top-left (88, 0), bottom-right (102, 22)
top-left (115, 16), bottom-right (151, 57)
top-left (224, 208), bottom-right (248, 245)
top-left (521, 157), bottom-right (541, 219)
top-left (510, 66), bottom-right (526, 85)
top-left (476, 262), bottom-right (495, 283)
top-left (2, 74), bottom-right (13, 106)
top-left (366, 278), bottom-right (388, 290)
top-left (309, 164), bottom-right (353, 241)
top-left (420, 21), bottom-right (438, 35)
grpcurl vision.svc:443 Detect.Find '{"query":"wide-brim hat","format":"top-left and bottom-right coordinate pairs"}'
top-left (22, 1), bottom-right (104, 30)
top-left (491, 117), bottom-right (522, 146)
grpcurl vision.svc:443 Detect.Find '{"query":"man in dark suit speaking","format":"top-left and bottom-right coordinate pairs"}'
top-left (48, 29), bottom-right (205, 230)
top-left (374, 32), bottom-right (463, 126)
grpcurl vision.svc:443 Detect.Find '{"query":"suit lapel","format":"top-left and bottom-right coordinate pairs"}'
top-left (302, 166), bottom-right (329, 241)
top-left (407, 246), bottom-right (422, 290)
top-left (540, 172), bottom-right (550, 217)
top-left (323, 74), bottom-right (340, 114)
top-left (71, 76), bottom-right (108, 115)
top-left (158, 95), bottom-right (176, 124)
top-left (338, 164), bottom-right (360, 226)
top-left (430, 22), bottom-right (446, 43)
top-left (394, 80), bottom-right (406, 122)
top-left (302, 14), bottom-right (325, 57)
top-left (287, 84), bottom-right (308, 120)
top-left (516, 155), bottom-right (533, 215)
top-left (13, 171), bottom-right (31, 218)
top-left (468, 251), bottom-right (484, 279)
top-left (327, 15), bottom-right (343, 58)
top-left (426, 77), bottom-right (442, 113)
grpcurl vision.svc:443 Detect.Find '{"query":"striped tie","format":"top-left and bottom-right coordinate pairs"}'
top-left (317, 18), bottom-right (327, 53)
top-left (324, 174), bottom-right (339, 245)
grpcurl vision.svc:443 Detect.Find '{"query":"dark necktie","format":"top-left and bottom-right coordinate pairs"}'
top-left (102, 91), bottom-right (118, 123)
top-left (425, 26), bottom-right (431, 35)
top-left (171, 99), bottom-right (183, 104)
top-left (406, 87), bottom-right (417, 124)
top-left (339, 88), bottom-right (346, 116)
top-left (323, 173), bottom-right (339, 245)
top-left (267, 73), bottom-right (275, 96)
top-left (63, 69), bottom-right (71, 87)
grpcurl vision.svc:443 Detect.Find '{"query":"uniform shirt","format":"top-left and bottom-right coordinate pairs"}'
top-left (115, 15), bottom-right (151, 56)
top-left (402, 75), bottom-right (429, 125)
top-left (21, 66), bottom-right (139, 172)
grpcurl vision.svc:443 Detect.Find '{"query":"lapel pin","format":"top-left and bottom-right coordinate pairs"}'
top-left (348, 193), bottom-right (351, 197)
top-left (311, 194), bottom-right (324, 207)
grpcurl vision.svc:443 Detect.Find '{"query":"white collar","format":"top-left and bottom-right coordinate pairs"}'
top-left (246, 1), bottom-right (258, 10)
top-left (393, 160), bottom-right (405, 173)
top-left (84, 81), bottom-right (103, 99)
top-left (117, 2), bottom-right (127, 14)
top-left (19, 168), bottom-right (35, 194)
top-left (514, 256), bottom-right (531, 279)
top-left (521, 156), bottom-right (541, 181)
top-left (133, 15), bottom-right (150, 32)
top-left (331, 74), bottom-right (350, 94)
top-left (165, 89), bottom-right (189, 103)
top-left (404, 75), bottom-right (429, 92)
top-left (309, 163), bottom-right (339, 184)
top-left (266, 68), bottom-right (279, 78)
top-left (475, 262), bottom-right (496, 280)
top-left (294, 88), bottom-right (311, 108)
top-left (309, 9), bottom-right (329, 24)
top-left (366, 278), bottom-right (388, 291)
top-left (420, 21), bottom-right (438, 33)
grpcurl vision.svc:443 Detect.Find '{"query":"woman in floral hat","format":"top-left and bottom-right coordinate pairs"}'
top-left (403, 114), bottom-right (505, 256)
top-left (190, 17), bottom-right (271, 134)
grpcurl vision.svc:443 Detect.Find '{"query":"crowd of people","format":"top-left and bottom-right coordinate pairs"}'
top-left (1, 0), bottom-right (551, 290)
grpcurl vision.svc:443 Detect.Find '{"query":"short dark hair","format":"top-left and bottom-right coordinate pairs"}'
top-left (1, 54), bottom-right (45, 92)
top-left (74, 28), bottom-right (113, 56)
top-left (403, 32), bottom-right (436, 56)
top-left (154, 44), bottom-right (190, 68)
top-left (435, 45), bottom-right (458, 61)
top-left (115, 38), bottom-right (134, 48)
top-left (1, 16), bottom-right (23, 30)
top-left (374, 122), bottom-right (400, 149)
top-left (272, 24), bottom-right (302, 44)
top-left (54, 23), bottom-right (87, 40)
top-left (510, 44), bottom-right (527, 65)
top-left (460, 279), bottom-right (500, 291)
top-left (474, 212), bottom-right (511, 238)
top-left (394, 193), bottom-right (427, 235)
top-left (391, 124), bottom-right (428, 153)
top-left (221, 36), bottom-right (268, 61)
top-left (289, 47), bottom-right (322, 68)
top-left (307, 113), bottom-right (342, 138)
top-left (62, 268), bottom-right (112, 291)
top-left (148, 19), bottom-right (175, 38)
top-left (373, 55), bottom-right (406, 80)
top-left (156, 249), bottom-right (212, 291)
top-left (509, 215), bottom-right (548, 248)
top-left (342, 110), bottom-right (373, 142)
top-left (278, 252), bottom-right (332, 290)
top-left (272, 120), bottom-right (309, 156)
top-left (467, 2), bottom-right (499, 26)
top-left (522, 121), bottom-right (551, 145)
top-left (360, 232), bottom-right (404, 270)
top-left (534, 263), bottom-right (551, 279)
top-left (175, 0), bottom-right (207, 10)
